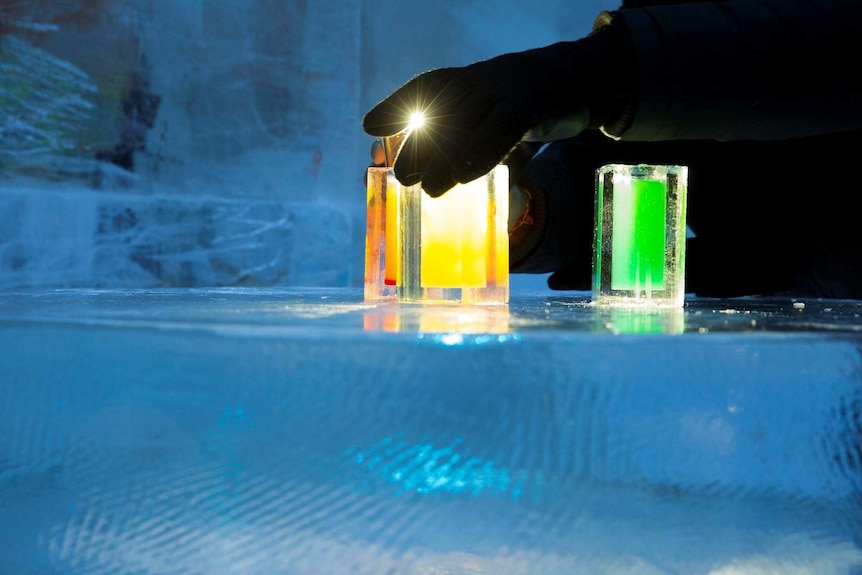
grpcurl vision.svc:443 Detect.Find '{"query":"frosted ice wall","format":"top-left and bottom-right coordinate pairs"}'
top-left (0, 0), bottom-right (617, 288)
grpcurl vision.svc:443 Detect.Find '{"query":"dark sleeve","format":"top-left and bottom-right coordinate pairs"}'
top-left (605, 0), bottom-right (862, 141)
top-left (509, 139), bottom-right (597, 275)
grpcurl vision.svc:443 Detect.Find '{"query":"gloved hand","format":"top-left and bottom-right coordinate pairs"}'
top-left (362, 21), bottom-right (632, 197)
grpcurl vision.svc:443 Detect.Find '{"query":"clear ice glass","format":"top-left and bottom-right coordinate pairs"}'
top-left (363, 167), bottom-right (398, 301)
top-left (365, 166), bottom-right (509, 304)
top-left (593, 164), bottom-right (689, 308)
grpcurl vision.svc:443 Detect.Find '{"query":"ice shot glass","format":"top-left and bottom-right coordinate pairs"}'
top-left (364, 165), bottom-right (509, 304)
top-left (398, 165), bottom-right (509, 304)
top-left (593, 164), bottom-right (688, 308)
top-left (363, 166), bottom-right (398, 301)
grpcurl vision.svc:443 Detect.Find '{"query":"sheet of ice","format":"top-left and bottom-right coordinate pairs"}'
top-left (1, 288), bottom-right (860, 574)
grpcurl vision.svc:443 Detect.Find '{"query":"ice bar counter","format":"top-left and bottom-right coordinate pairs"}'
top-left (1, 288), bottom-right (861, 574)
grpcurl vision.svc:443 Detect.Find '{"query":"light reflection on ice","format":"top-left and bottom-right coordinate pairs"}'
top-left (348, 436), bottom-right (525, 498)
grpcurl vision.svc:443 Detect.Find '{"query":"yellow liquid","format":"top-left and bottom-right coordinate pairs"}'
top-left (420, 180), bottom-right (489, 288)
top-left (384, 183), bottom-right (399, 285)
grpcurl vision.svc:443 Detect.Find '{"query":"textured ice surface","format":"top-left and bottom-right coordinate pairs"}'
top-left (0, 181), bottom-right (351, 288)
top-left (1, 288), bottom-right (860, 574)
top-left (0, 35), bottom-right (97, 161)
top-left (1, 1), bottom-right (363, 288)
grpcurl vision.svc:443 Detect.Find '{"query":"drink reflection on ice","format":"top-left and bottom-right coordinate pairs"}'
top-left (596, 306), bottom-right (685, 335)
top-left (362, 303), bottom-right (511, 335)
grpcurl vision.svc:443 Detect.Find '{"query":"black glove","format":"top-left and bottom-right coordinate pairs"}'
top-left (362, 20), bottom-right (633, 197)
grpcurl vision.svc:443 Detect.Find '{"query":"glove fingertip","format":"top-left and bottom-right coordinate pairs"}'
top-left (423, 186), bottom-right (448, 198)
top-left (362, 113), bottom-right (403, 137)
top-left (421, 174), bottom-right (457, 198)
top-left (393, 163), bottom-right (422, 188)
top-left (363, 68), bottom-right (455, 136)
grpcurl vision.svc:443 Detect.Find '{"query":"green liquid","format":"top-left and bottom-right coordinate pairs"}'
top-left (611, 178), bottom-right (666, 290)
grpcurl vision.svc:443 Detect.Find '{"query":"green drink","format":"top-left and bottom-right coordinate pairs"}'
top-left (611, 177), bottom-right (667, 291)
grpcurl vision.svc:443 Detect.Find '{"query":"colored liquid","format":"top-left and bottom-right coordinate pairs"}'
top-left (420, 182), bottom-right (489, 288)
top-left (611, 178), bottom-right (667, 291)
top-left (384, 183), bottom-right (399, 285)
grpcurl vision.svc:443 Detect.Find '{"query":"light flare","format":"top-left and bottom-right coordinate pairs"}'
top-left (408, 110), bottom-right (426, 131)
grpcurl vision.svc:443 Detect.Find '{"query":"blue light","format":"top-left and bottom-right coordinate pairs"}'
top-left (349, 437), bottom-right (524, 499)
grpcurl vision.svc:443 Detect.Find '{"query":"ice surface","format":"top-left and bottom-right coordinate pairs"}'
top-left (1, 288), bottom-right (861, 574)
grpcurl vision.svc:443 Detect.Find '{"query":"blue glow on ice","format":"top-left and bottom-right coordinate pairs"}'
top-left (349, 437), bottom-right (524, 498)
